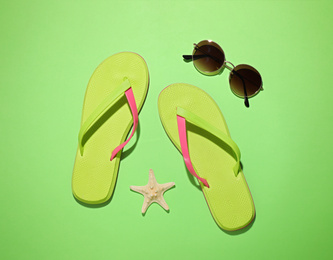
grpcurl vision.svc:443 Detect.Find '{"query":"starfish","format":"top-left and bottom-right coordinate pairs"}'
top-left (130, 169), bottom-right (175, 214)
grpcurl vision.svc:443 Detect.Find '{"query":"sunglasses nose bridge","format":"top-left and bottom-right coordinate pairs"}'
top-left (224, 61), bottom-right (235, 71)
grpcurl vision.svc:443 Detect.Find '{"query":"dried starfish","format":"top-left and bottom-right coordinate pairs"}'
top-left (130, 169), bottom-right (175, 213)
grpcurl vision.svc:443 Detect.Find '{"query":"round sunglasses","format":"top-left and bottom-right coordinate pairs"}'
top-left (183, 40), bottom-right (263, 107)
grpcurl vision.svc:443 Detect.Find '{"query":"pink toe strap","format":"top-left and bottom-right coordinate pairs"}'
top-left (176, 106), bottom-right (242, 188)
top-left (110, 87), bottom-right (138, 161)
top-left (177, 115), bottom-right (210, 188)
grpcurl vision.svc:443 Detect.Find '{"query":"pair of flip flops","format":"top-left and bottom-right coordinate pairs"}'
top-left (72, 52), bottom-right (255, 231)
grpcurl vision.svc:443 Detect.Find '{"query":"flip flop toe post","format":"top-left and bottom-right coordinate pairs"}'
top-left (158, 83), bottom-right (255, 231)
top-left (72, 52), bottom-right (149, 204)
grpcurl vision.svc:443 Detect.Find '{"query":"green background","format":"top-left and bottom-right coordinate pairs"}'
top-left (1, 0), bottom-right (332, 259)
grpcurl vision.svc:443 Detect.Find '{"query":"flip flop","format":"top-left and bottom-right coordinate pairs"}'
top-left (72, 52), bottom-right (149, 204)
top-left (158, 83), bottom-right (255, 231)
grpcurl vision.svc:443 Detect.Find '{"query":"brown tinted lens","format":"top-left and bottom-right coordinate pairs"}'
top-left (229, 65), bottom-right (262, 97)
top-left (193, 41), bottom-right (225, 74)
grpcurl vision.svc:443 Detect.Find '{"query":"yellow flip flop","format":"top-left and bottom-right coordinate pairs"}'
top-left (158, 83), bottom-right (255, 230)
top-left (72, 52), bottom-right (149, 204)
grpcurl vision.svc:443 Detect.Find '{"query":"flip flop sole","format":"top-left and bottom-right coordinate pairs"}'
top-left (158, 83), bottom-right (255, 230)
top-left (72, 52), bottom-right (149, 204)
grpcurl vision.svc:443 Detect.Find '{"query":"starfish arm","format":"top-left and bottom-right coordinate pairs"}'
top-left (156, 197), bottom-right (170, 211)
top-left (141, 198), bottom-right (152, 214)
top-left (160, 182), bottom-right (175, 192)
top-left (130, 185), bottom-right (147, 195)
top-left (148, 169), bottom-right (158, 186)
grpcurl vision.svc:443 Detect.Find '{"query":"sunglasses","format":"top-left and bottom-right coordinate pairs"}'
top-left (183, 40), bottom-right (263, 107)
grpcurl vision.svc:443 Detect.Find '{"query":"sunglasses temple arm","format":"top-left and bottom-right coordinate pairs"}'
top-left (244, 93), bottom-right (249, 107)
top-left (183, 54), bottom-right (208, 61)
top-left (183, 55), bottom-right (192, 60)
top-left (241, 80), bottom-right (249, 108)
top-left (233, 70), bottom-right (249, 108)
